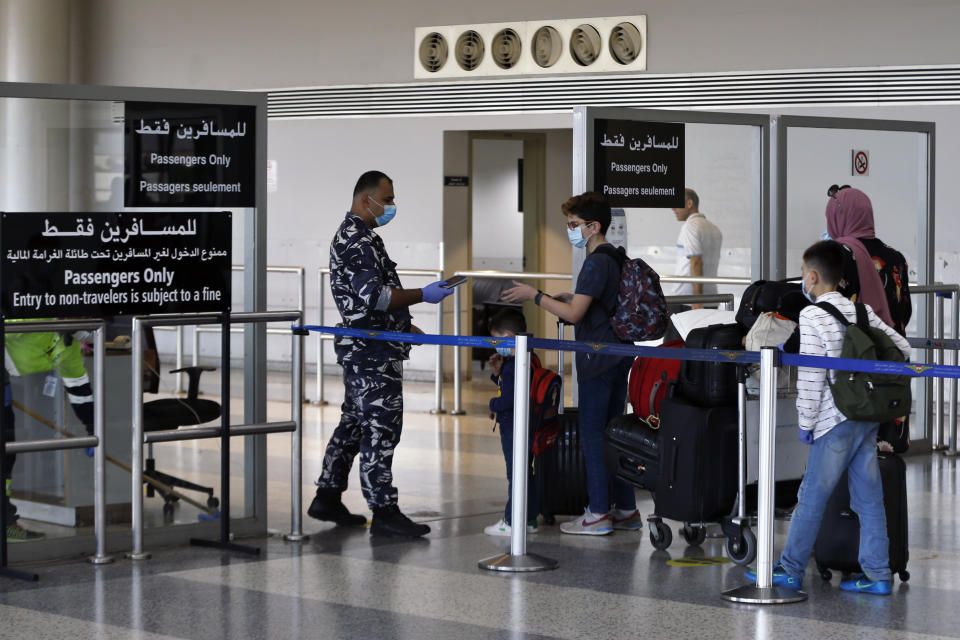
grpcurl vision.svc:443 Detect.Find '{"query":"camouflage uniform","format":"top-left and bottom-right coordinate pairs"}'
top-left (317, 212), bottom-right (412, 509)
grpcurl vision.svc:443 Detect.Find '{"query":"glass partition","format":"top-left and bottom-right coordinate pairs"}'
top-left (1, 93), bottom-right (263, 552)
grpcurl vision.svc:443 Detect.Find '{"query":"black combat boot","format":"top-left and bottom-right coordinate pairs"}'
top-left (307, 488), bottom-right (367, 526)
top-left (370, 505), bottom-right (430, 538)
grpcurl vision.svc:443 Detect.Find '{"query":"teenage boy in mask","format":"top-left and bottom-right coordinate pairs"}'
top-left (746, 240), bottom-right (910, 595)
top-left (502, 192), bottom-right (642, 535)
top-left (308, 170), bottom-right (453, 538)
top-left (484, 308), bottom-right (540, 537)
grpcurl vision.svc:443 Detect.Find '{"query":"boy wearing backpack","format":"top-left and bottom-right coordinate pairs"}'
top-left (502, 193), bottom-right (645, 535)
top-left (484, 309), bottom-right (540, 537)
top-left (746, 240), bottom-right (911, 595)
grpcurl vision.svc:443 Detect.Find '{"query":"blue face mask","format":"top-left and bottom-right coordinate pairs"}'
top-left (567, 225), bottom-right (589, 248)
top-left (802, 277), bottom-right (815, 303)
top-left (495, 346), bottom-right (513, 357)
top-left (369, 197), bottom-right (397, 227)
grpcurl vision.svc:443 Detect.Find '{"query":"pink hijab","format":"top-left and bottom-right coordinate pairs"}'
top-left (826, 188), bottom-right (894, 327)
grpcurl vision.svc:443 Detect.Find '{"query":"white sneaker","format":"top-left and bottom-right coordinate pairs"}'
top-left (483, 518), bottom-right (538, 537)
top-left (559, 511), bottom-right (613, 536)
top-left (611, 509), bottom-right (644, 531)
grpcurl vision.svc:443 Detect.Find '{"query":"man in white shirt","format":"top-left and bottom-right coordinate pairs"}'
top-left (671, 188), bottom-right (723, 301)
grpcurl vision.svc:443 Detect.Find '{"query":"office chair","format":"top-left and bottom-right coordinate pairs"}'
top-left (142, 366), bottom-right (221, 521)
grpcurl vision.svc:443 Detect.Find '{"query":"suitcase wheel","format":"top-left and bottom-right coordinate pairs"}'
top-left (725, 526), bottom-right (757, 566)
top-left (818, 566), bottom-right (833, 581)
top-left (649, 520), bottom-right (673, 551)
top-left (680, 523), bottom-right (707, 547)
top-left (542, 514), bottom-right (556, 526)
top-left (899, 570), bottom-right (910, 582)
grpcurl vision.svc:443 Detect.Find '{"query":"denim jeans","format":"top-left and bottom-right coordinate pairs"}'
top-left (499, 419), bottom-right (539, 525)
top-left (780, 419), bottom-right (891, 582)
top-left (578, 361), bottom-right (636, 514)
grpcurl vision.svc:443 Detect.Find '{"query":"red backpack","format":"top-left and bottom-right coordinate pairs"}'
top-left (529, 355), bottom-right (563, 455)
top-left (628, 339), bottom-right (684, 424)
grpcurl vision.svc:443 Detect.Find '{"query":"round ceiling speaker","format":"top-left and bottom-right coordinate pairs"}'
top-left (455, 30), bottom-right (485, 71)
top-left (492, 28), bottom-right (522, 69)
top-left (418, 32), bottom-right (448, 73)
top-left (609, 22), bottom-right (643, 65)
top-left (569, 24), bottom-right (601, 66)
top-left (531, 26), bottom-right (562, 68)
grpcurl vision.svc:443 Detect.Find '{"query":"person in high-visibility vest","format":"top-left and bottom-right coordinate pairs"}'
top-left (3, 325), bottom-right (94, 542)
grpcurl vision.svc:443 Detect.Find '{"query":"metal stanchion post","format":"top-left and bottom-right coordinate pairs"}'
top-left (285, 326), bottom-right (309, 541)
top-left (430, 290), bottom-right (446, 415)
top-left (479, 333), bottom-right (558, 572)
top-left (175, 326), bottom-right (184, 393)
top-left (127, 318), bottom-right (150, 560)
top-left (933, 294), bottom-right (946, 450)
top-left (722, 347), bottom-right (806, 604)
top-left (191, 324), bottom-right (200, 369)
top-left (313, 270), bottom-right (328, 406)
top-left (947, 290), bottom-right (960, 457)
top-left (451, 285), bottom-right (465, 415)
top-left (736, 365), bottom-right (748, 523)
top-left (88, 325), bottom-right (113, 565)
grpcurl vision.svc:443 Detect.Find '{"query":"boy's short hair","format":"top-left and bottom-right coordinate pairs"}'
top-left (561, 192), bottom-right (612, 235)
top-left (489, 308), bottom-right (526, 335)
top-left (802, 240), bottom-right (845, 286)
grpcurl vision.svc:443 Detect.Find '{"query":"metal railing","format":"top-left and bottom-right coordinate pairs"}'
top-left (154, 266), bottom-right (306, 393)
top-left (315, 266), bottom-right (445, 413)
top-left (450, 271), bottom-right (749, 414)
top-left (910, 283), bottom-right (959, 454)
top-left (1, 319), bottom-right (110, 579)
top-left (128, 311), bottom-right (304, 559)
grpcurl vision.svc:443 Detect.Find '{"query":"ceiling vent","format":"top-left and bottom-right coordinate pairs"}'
top-left (414, 15), bottom-right (646, 79)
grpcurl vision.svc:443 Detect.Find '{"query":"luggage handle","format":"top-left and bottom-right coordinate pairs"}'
top-left (665, 441), bottom-right (678, 487)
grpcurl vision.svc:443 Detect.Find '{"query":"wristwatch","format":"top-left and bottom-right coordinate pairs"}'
top-left (534, 290), bottom-right (544, 306)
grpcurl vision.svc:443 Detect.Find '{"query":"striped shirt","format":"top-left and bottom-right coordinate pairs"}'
top-left (796, 291), bottom-right (912, 439)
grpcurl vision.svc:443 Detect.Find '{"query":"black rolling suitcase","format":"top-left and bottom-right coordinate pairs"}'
top-left (604, 414), bottom-right (660, 492)
top-left (813, 453), bottom-right (910, 582)
top-left (654, 397), bottom-right (738, 523)
top-left (535, 408), bottom-right (589, 523)
top-left (679, 323), bottom-right (746, 407)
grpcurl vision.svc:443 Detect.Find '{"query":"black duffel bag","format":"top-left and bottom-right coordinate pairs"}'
top-left (735, 279), bottom-right (809, 330)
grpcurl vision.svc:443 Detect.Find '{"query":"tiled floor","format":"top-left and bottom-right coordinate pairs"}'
top-left (1, 370), bottom-right (959, 639)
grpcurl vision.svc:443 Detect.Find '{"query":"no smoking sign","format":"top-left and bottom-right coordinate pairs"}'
top-left (851, 149), bottom-right (870, 176)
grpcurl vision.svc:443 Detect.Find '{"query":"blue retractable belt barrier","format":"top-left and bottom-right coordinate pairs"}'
top-left (295, 325), bottom-right (960, 379)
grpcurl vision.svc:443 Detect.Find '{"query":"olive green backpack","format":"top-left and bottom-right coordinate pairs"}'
top-left (816, 302), bottom-right (912, 423)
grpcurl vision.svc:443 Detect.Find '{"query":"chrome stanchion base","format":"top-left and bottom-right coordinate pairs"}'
top-left (283, 533), bottom-right (310, 542)
top-left (449, 410), bottom-right (466, 416)
top-left (478, 552), bottom-right (558, 573)
top-left (429, 409), bottom-right (448, 415)
top-left (125, 551), bottom-right (151, 561)
top-left (721, 584), bottom-right (807, 604)
top-left (87, 554), bottom-right (115, 565)
top-left (932, 445), bottom-right (949, 451)
top-left (943, 449), bottom-right (960, 457)
top-left (310, 400), bottom-right (329, 406)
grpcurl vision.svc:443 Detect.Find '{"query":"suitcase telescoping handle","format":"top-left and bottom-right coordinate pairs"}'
top-left (665, 439), bottom-right (678, 488)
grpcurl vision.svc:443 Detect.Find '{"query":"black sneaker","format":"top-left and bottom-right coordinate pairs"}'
top-left (370, 505), bottom-right (430, 538)
top-left (307, 490), bottom-right (367, 526)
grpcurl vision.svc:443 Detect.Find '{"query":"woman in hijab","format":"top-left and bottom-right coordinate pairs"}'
top-left (826, 186), bottom-right (912, 335)
top-left (826, 186), bottom-right (913, 452)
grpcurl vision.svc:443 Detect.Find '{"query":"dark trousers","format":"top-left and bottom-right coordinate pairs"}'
top-left (317, 360), bottom-right (404, 509)
top-left (2, 400), bottom-right (17, 525)
top-left (498, 416), bottom-right (539, 525)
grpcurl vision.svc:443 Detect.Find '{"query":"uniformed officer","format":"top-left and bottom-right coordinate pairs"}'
top-left (308, 170), bottom-right (453, 537)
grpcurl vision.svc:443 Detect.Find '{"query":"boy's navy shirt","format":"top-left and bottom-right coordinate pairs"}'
top-left (489, 356), bottom-right (516, 429)
top-left (574, 244), bottom-right (626, 381)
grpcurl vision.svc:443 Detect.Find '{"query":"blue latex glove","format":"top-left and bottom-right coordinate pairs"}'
top-left (84, 447), bottom-right (95, 457)
top-left (797, 427), bottom-right (814, 445)
top-left (422, 280), bottom-right (454, 304)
